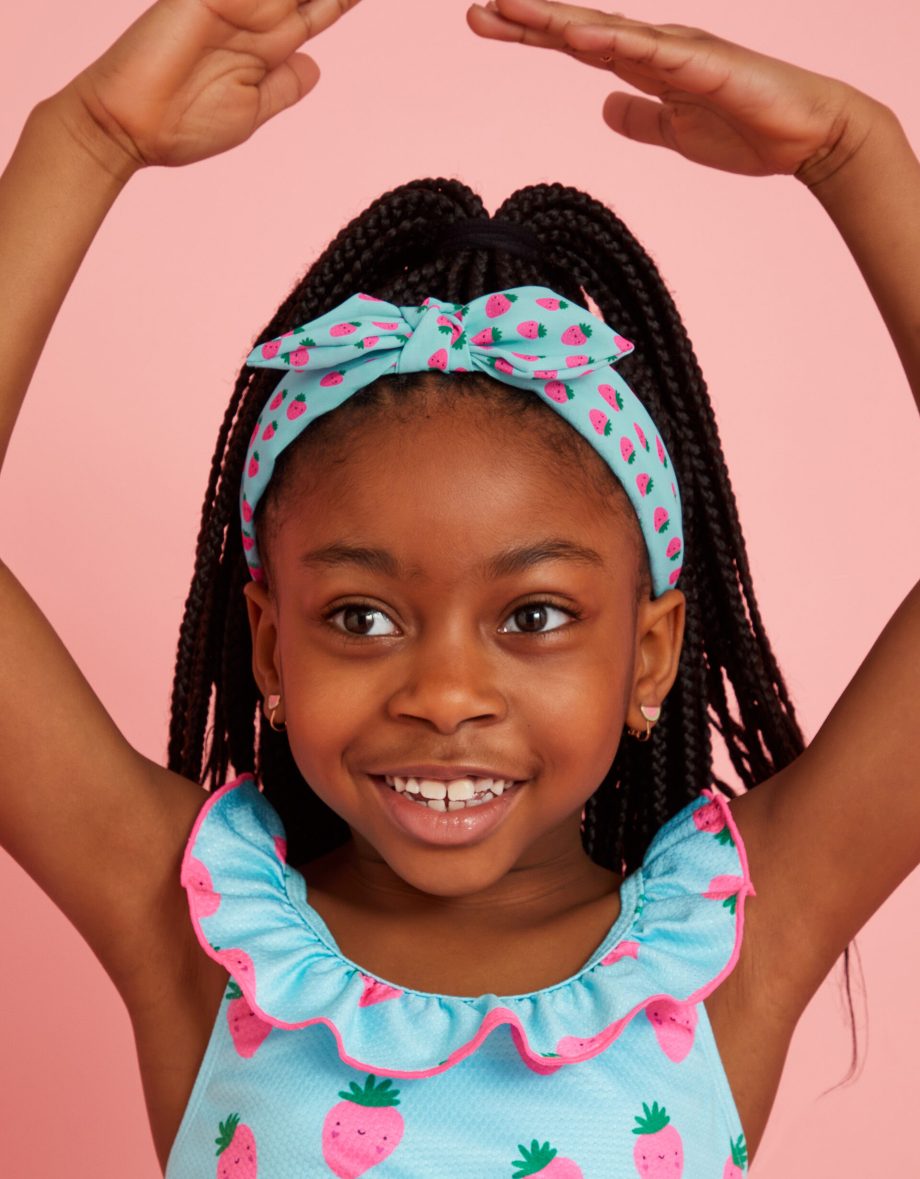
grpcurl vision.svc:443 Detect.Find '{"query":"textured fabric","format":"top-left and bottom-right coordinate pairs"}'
top-left (239, 284), bottom-right (684, 597)
top-left (167, 778), bottom-right (754, 1178)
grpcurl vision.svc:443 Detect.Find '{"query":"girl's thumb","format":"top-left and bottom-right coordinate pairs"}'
top-left (256, 53), bottom-right (321, 127)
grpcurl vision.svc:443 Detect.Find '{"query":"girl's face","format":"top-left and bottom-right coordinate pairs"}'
top-left (245, 393), bottom-right (684, 902)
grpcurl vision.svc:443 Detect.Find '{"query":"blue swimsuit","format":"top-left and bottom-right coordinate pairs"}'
top-left (166, 776), bottom-right (754, 1178)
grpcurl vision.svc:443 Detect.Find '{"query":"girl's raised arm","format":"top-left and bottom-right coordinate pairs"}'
top-left (0, 0), bottom-right (360, 1008)
top-left (470, 0), bottom-right (920, 1011)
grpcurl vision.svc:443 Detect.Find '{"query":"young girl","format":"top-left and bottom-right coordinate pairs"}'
top-left (1, 0), bottom-right (918, 1174)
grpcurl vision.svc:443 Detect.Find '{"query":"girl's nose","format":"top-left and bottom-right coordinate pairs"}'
top-left (385, 633), bottom-right (508, 734)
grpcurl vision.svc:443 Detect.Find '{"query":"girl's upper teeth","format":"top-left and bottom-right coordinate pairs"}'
top-left (384, 775), bottom-right (512, 799)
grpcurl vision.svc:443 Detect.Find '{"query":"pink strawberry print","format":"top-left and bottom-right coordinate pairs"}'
top-left (636, 473), bottom-right (654, 497)
top-left (357, 335), bottom-right (379, 351)
top-left (601, 939), bottom-right (640, 966)
top-left (320, 372), bottom-right (345, 387)
top-left (242, 533), bottom-right (254, 552)
top-left (553, 1029), bottom-right (610, 1059)
top-left (534, 368), bottom-right (558, 379)
top-left (703, 875), bottom-right (745, 915)
top-left (613, 333), bottom-right (633, 353)
top-left (241, 496), bottom-right (253, 524)
top-left (261, 420), bottom-right (277, 441)
top-left (248, 452), bottom-right (260, 478)
top-left (666, 537), bottom-right (682, 562)
top-left (182, 856), bottom-right (220, 918)
top-left (493, 357), bottom-right (515, 375)
top-left (543, 380), bottom-right (573, 403)
top-left (656, 435), bottom-right (668, 467)
top-left (322, 1074), bottom-right (404, 1178)
top-left (215, 947), bottom-right (257, 991)
top-left (273, 835), bottom-right (287, 862)
top-left (511, 1138), bottom-right (584, 1177)
top-left (589, 409), bottom-right (612, 437)
top-left (436, 314), bottom-right (463, 345)
top-left (215, 1114), bottom-right (257, 1178)
top-left (645, 998), bottom-right (698, 1063)
top-left (598, 384), bottom-right (623, 411)
top-left (535, 297), bottom-right (569, 310)
top-left (287, 393), bottom-right (307, 420)
top-left (260, 339), bottom-right (281, 360)
top-left (471, 326), bottom-right (502, 346)
top-left (518, 320), bottom-right (547, 340)
top-left (329, 321), bottom-right (360, 337)
top-left (653, 506), bottom-right (670, 534)
top-left (620, 437), bottom-right (636, 464)
top-left (225, 980), bottom-right (271, 1059)
top-left (692, 799), bottom-right (734, 846)
top-left (561, 323), bottom-right (592, 346)
top-left (632, 1102), bottom-right (683, 1177)
top-left (269, 389), bottom-right (285, 411)
top-left (358, 293), bottom-right (384, 301)
top-left (358, 973), bottom-right (405, 1007)
top-left (669, 566), bottom-right (682, 586)
top-left (565, 353), bottom-right (590, 368)
top-left (289, 345), bottom-right (310, 368)
top-left (486, 292), bottom-right (518, 318)
top-left (634, 421), bottom-right (649, 450)
top-left (372, 320), bottom-right (398, 329)
top-left (428, 348), bottom-right (449, 371)
top-left (723, 1134), bottom-right (748, 1177)
top-left (512, 352), bottom-right (540, 361)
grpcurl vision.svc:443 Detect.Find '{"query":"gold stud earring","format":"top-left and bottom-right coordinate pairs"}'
top-left (626, 703), bottom-right (661, 742)
top-left (266, 692), bottom-right (286, 733)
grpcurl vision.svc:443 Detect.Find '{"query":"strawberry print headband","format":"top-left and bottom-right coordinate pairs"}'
top-left (240, 284), bottom-right (684, 597)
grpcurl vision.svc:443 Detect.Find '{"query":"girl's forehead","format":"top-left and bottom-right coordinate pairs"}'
top-left (269, 404), bottom-right (641, 580)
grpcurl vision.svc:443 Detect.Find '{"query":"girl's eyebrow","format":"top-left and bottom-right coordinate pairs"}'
top-left (298, 539), bottom-right (605, 579)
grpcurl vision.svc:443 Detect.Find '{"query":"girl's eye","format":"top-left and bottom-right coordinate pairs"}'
top-left (499, 602), bottom-right (574, 635)
top-left (327, 605), bottom-right (398, 637)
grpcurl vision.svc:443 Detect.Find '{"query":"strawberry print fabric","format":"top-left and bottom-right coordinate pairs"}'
top-left (239, 284), bottom-right (684, 598)
top-left (167, 779), bottom-right (753, 1177)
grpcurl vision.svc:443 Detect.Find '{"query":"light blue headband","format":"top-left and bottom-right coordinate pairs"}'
top-left (240, 284), bottom-right (683, 596)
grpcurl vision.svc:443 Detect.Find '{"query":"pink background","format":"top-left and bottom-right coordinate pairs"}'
top-left (1, 0), bottom-right (919, 1174)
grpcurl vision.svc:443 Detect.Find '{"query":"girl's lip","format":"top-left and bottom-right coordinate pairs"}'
top-left (369, 774), bottom-right (527, 845)
top-left (368, 765), bottom-right (525, 782)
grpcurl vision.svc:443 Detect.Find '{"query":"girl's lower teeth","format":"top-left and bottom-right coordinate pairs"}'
top-left (406, 792), bottom-right (495, 812)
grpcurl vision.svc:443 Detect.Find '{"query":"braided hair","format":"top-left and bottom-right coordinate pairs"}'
top-left (167, 177), bottom-right (861, 1080)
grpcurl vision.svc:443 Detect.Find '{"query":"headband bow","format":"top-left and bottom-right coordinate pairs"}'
top-left (240, 284), bottom-right (683, 596)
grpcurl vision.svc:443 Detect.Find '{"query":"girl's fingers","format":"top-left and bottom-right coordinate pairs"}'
top-left (297, 0), bottom-right (363, 40)
top-left (601, 91), bottom-right (672, 148)
top-left (254, 51), bottom-right (321, 127)
top-left (467, 0), bottom-right (646, 52)
top-left (565, 22), bottom-right (736, 98)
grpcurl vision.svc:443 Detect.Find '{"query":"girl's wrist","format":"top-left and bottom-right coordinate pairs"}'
top-left (32, 87), bottom-right (144, 189)
top-left (797, 94), bottom-right (910, 208)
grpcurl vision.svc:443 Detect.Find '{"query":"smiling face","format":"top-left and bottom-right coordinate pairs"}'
top-left (244, 381), bottom-right (684, 904)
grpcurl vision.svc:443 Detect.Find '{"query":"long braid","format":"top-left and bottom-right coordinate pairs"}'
top-left (167, 176), bottom-right (860, 1075)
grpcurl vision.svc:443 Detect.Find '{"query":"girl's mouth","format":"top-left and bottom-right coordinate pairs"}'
top-left (369, 773), bottom-right (527, 845)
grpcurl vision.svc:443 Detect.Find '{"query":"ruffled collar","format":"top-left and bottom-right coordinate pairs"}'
top-left (180, 776), bottom-right (753, 1078)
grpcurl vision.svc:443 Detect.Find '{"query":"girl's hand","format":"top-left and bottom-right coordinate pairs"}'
top-left (467, 0), bottom-right (884, 187)
top-left (60, 0), bottom-right (362, 172)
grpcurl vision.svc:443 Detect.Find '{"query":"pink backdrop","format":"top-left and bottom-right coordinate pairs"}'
top-left (2, 0), bottom-right (919, 1174)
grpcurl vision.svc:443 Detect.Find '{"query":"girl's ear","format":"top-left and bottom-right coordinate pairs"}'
top-left (627, 588), bottom-right (686, 727)
top-left (242, 579), bottom-right (282, 700)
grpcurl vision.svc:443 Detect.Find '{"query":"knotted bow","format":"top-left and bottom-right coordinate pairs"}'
top-left (240, 285), bottom-right (683, 595)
